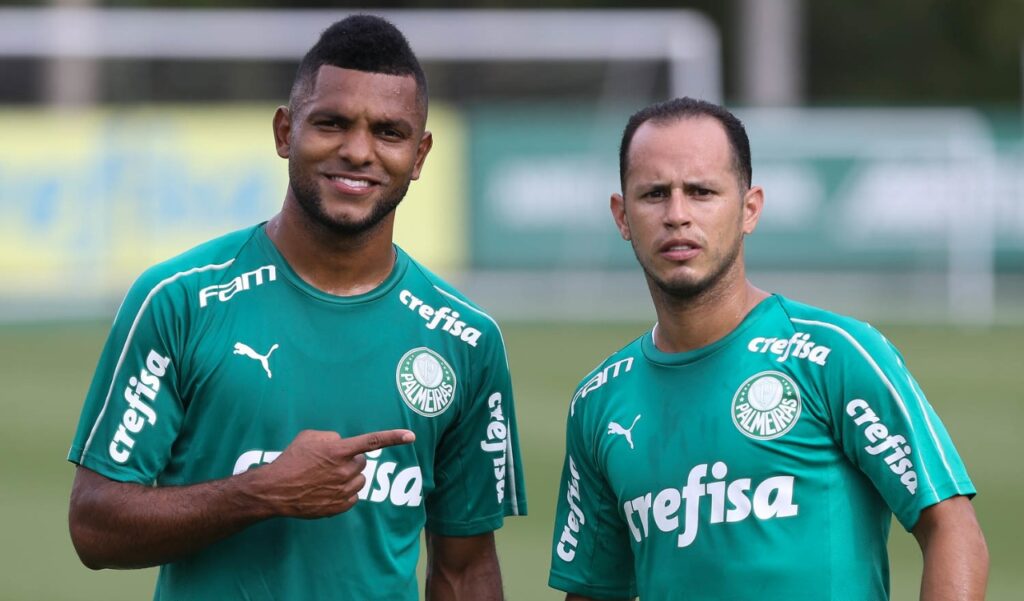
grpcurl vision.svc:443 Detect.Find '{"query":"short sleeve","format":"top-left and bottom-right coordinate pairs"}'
top-left (823, 323), bottom-right (975, 530)
top-left (67, 270), bottom-right (186, 484)
top-left (549, 402), bottom-right (636, 600)
top-left (425, 328), bottom-right (527, 536)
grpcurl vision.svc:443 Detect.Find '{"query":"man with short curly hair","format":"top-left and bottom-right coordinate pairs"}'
top-left (68, 15), bottom-right (526, 600)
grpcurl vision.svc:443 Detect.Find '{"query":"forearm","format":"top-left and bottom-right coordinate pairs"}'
top-left (426, 561), bottom-right (502, 600)
top-left (69, 429), bottom-right (412, 570)
top-left (69, 466), bottom-right (273, 569)
top-left (425, 532), bottom-right (503, 601)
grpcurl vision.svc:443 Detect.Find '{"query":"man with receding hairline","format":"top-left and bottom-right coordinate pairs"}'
top-left (67, 15), bottom-right (525, 600)
top-left (548, 97), bottom-right (987, 600)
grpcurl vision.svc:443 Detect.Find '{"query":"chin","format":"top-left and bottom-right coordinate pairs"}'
top-left (291, 177), bottom-right (405, 238)
top-left (319, 214), bottom-right (383, 236)
top-left (321, 207), bottom-right (372, 226)
top-left (648, 268), bottom-right (718, 300)
top-left (301, 197), bottom-right (383, 234)
top-left (660, 281), bottom-right (711, 300)
top-left (661, 269), bottom-right (706, 289)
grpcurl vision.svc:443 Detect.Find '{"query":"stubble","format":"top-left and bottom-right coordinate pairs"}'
top-left (288, 161), bottom-right (410, 237)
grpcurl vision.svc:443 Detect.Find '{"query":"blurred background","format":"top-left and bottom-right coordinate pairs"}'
top-left (1, 1), bottom-right (1021, 599)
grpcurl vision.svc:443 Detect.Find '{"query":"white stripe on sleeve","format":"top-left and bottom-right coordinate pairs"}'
top-left (433, 286), bottom-right (522, 516)
top-left (789, 317), bottom-right (951, 500)
top-left (80, 260), bottom-right (235, 461)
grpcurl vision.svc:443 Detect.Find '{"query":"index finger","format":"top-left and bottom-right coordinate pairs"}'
top-left (341, 429), bottom-right (416, 455)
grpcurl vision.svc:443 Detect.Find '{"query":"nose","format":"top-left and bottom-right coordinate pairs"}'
top-left (663, 189), bottom-right (692, 228)
top-left (338, 127), bottom-right (373, 167)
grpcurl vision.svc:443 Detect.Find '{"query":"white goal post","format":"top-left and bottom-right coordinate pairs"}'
top-left (0, 7), bottom-right (722, 102)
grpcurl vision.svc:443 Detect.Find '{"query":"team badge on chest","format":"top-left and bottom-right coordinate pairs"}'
top-left (396, 347), bottom-right (457, 417)
top-left (731, 371), bottom-right (802, 440)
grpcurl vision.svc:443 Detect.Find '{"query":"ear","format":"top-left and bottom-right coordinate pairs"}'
top-left (272, 106), bottom-right (292, 159)
top-left (610, 192), bottom-right (631, 241)
top-left (410, 130), bottom-right (434, 181)
top-left (741, 185), bottom-right (765, 235)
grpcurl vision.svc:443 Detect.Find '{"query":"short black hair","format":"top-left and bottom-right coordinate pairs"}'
top-left (290, 15), bottom-right (428, 113)
top-left (618, 97), bottom-right (751, 191)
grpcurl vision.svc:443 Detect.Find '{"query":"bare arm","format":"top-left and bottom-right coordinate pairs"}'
top-left (912, 495), bottom-right (988, 601)
top-left (68, 428), bottom-right (413, 569)
top-left (424, 531), bottom-right (505, 601)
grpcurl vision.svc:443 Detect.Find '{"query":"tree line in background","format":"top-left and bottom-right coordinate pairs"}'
top-left (13, 0), bottom-right (1024, 106)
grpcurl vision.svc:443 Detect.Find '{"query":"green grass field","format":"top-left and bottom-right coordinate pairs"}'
top-left (1, 320), bottom-right (1020, 600)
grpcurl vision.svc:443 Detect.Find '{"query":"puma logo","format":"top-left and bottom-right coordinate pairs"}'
top-left (233, 342), bottom-right (279, 379)
top-left (607, 414), bottom-right (641, 450)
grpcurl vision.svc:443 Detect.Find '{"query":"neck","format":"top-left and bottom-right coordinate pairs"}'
top-left (649, 262), bottom-right (768, 354)
top-left (264, 199), bottom-right (397, 297)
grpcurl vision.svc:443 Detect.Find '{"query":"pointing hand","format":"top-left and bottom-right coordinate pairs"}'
top-left (251, 429), bottom-right (416, 519)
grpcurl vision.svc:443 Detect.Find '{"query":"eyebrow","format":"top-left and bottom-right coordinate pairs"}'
top-left (373, 117), bottom-right (415, 133)
top-left (306, 110), bottom-right (414, 132)
top-left (634, 179), bottom-right (718, 192)
top-left (306, 109), bottom-right (349, 122)
top-left (682, 180), bottom-right (717, 191)
top-left (634, 181), bottom-right (669, 192)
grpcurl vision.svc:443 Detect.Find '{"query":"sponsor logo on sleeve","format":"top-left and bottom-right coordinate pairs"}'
top-left (731, 371), bottom-right (802, 441)
top-left (570, 357), bottom-right (634, 416)
top-left (747, 333), bottom-right (831, 366)
top-left (109, 350), bottom-right (170, 463)
top-left (399, 290), bottom-right (482, 347)
top-left (233, 448), bottom-right (423, 506)
top-left (555, 455), bottom-right (586, 562)
top-left (479, 392), bottom-right (509, 504)
top-left (845, 399), bottom-right (918, 494)
top-left (623, 461), bottom-right (798, 548)
top-left (198, 265), bottom-right (276, 308)
top-left (396, 347), bottom-right (457, 417)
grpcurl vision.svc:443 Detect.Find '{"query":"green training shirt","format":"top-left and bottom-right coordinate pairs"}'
top-left (69, 224), bottom-right (526, 600)
top-left (549, 294), bottom-right (974, 600)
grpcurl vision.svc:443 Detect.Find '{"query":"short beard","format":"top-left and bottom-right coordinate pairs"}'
top-left (637, 233), bottom-right (743, 304)
top-left (288, 163), bottom-right (410, 237)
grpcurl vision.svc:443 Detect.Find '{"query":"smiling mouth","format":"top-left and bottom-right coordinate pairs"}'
top-left (328, 175), bottom-right (374, 189)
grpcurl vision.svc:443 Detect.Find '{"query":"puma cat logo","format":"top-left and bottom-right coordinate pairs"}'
top-left (608, 414), bottom-right (642, 450)
top-left (233, 342), bottom-right (279, 379)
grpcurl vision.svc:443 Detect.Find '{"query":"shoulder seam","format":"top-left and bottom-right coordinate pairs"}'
top-left (432, 285), bottom-right (496, 330)
top-left (569, 333), bottom-right (645, 418)
top-left (574, 330), bottom-right (646, 394)
top-left (789, 317), bottom-right (963, 499)
top-left (80, 259), bottom-right (235, 461)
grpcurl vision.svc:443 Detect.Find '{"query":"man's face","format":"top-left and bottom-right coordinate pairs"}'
top-left (274, 66), bottom-right (432, 236)
top-left (611, 116), bottom-right (763, 300)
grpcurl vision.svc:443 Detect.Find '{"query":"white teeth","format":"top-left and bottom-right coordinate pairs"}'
top-left (331, 176), bottom-right (371, 188)
top-left (670, 245), bottom-right (693, 251)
